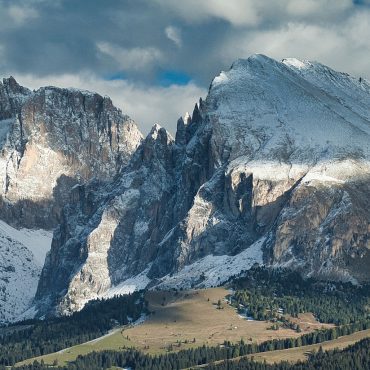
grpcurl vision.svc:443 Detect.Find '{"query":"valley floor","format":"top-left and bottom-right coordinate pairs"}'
top-left (247, 328), bottom-right (370, 364)
top-left (16, 287), bottom-right (349, 367)
top-left (185, 329), bottom-right (370, 369)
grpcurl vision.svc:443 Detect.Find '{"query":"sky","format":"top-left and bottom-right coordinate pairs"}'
top-left (1, 0), bottom-right (370, 134)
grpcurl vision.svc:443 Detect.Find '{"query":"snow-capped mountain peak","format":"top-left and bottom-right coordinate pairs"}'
top-left (1, 55), bottom-right (370, 319)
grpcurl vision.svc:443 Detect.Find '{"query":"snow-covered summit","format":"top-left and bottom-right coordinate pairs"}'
top-left (208, 54), bottom-right (370, 168)
top-left (29, 55), bottom-right (370, 316)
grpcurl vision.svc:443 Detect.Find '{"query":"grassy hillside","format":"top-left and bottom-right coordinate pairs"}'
top-left (17, 287), bottom-right (333, 366)
top-left (247, 328), bottom-right (370, 364)
top-left (11, 267), bottom-right (370, 368)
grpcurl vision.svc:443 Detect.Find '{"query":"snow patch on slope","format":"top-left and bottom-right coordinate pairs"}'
top-left (158, 237), bottom-right (265, 290)
top-left (0, 220), bottom-right (52, 322)
top-left (103, 268), bottom-right (152, 298)
top-left (0, 236), bottom-right (38, 323)
top-left (0, 220), bottom-right (52, 266)
top-left (282, 58), bottom-right (309, 70)
top-left (100, 238), bottom-right (264, 298)
top-left (212, 71), bottom-right (229, 86)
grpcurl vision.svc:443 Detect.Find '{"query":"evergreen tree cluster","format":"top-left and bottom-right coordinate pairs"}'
top-left (8, 320), bottom-right (370, 370)
top-left (204, 338), bottom-right (370, 370)
top-left (9, 337), bottom-right (370, 370)
top-left (0, 292), bottom-right (147, 365)
top-left (230, 267), bottom-right (370, 325)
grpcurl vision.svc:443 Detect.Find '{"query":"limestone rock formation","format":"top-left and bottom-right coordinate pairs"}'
top-left (0, 77), bottom-right (142, 322)
top-left (2, 55), bottom-right (370, 318)
top-left (0, 79), bottom-right (142, 228)
top-left (34, 56), bottom-right (370, 317)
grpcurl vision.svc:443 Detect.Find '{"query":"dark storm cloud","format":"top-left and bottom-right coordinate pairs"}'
top-left (0, 0), bottom-right (255, 84)
top-left (1, 0), bottom-right (369, 133)
top-left (1, 0), bottom-right (161, 77)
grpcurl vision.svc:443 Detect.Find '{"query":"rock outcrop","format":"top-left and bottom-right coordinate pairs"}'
top-left (0, 77), bottom-right (142, 322)
top-left (3, 55), bottom-right (370, 318)
top-left (34, 56), bottom-right (370, 316)
top-left (0, 79), bottom-right (142, 228)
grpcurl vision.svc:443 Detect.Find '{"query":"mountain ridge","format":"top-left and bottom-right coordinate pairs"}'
top-left (0, 54), bottom-right (369, 320)
top-left (0, 79), bottom-right (143, 229)
top-left (0, 77), bottom-right (143, 321)
top-left (31, 54), bottom-right (370, 317)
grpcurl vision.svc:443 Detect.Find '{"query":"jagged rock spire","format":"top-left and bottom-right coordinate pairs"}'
top-left (0, 76), bottom-right (31, 120)
top-left (175, 112), bottom-right (192, 146)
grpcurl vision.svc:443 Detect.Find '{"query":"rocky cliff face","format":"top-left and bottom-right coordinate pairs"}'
top-left (36, 124), bottom-right (176, 314)
top-left (34, 55), bottom-right (370, 316)
top-left (0, 77), bottom-right (142, 322)
top-left (0, 78), bottom-right (142, 229)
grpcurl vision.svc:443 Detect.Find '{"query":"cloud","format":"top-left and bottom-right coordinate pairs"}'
top-left (284, 0), bottom-right (352, 18)
top-left (154, 0), bottom-right (260, 26)
top-left (154, 0), bottom-right (353, 27)
top-left (14, 72), bottom-right (206, 135)
top-left (7, 5), bottom-right (38, 25)
top-left (165, 26), bottom-right (182, 47)
top-left (0, 45), bottom-right (5, 68)
top-left (1, 0), bottom-right (370, 134)
top-left (96, 42), bottom-right (164, 71)
top-left (216, 8), bottom-right (370, 78)
top-left (0, 2), bottom-right (39, 30)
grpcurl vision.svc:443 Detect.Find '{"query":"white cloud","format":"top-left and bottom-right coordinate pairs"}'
top-left (0, 2), bottom-right (39, 29)
top-left (97, 42), bottom-right (164, 71)
top-left (14, 73), bottom-right (206, 135)
top-left (154, 0), bottom-right (353, 27)
top-left (210, 6), bottom-right (370, 79)
top-left (7, 5), bottom-right (38, 25)
top-left (285, 0), bottom-right (352, 18)
top-left (155, 0), bottom-right (260, 26)
top-left (165, 26), bottom-right (182, 47)
top-left (0, 45), bottom-right (5, 70)
top-left (242, 23), bottom-right (342, 62)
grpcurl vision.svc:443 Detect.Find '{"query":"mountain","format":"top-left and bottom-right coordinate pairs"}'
top-left (0, 77), bottom-right (142, 229)
top-left (0, 77), bottom-right (142, 322)
top-left (32, 55), bottom-right (370, 316)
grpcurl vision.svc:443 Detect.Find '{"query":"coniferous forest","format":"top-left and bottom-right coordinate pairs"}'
top-left (1, 268), bottom-right (369, 369)
top-left (0, 292), bottom-right (147, 366)
top-left (230, 267), bottom-right (370, 325)
top-left (7, 338), bottom-right (370, 370)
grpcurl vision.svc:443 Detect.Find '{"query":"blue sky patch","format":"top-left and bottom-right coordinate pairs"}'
top-left (158, 70), bottom-right (191, 87)
top-left (105, 71), bottom-right (127, 81)
top-left (353, 0), bottom-right (370, 5)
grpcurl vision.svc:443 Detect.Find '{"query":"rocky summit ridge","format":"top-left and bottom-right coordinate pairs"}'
top-left (0, 77), bottom-right (142, 321)
top-left (0, 54), bottom-right (369, 320)
top-left (0, 77), bottom-right (143, 229)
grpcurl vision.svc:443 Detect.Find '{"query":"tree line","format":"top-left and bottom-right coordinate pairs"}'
top-left (204, 337), bottom-right (370, 370)
top-left (9, 320), bottom-right (370, 370)
top-left (0, 291), bottom-right (147, 365)
top-left (230, 267), bottom-right (370, 325)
